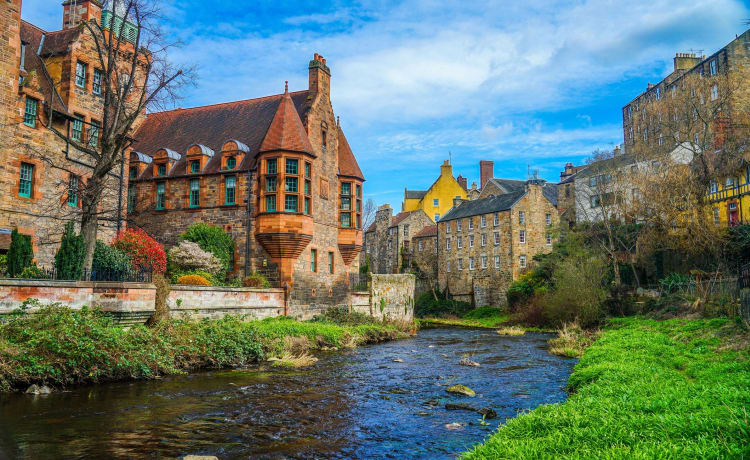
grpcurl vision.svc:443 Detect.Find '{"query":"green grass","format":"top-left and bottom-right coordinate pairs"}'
top-left (0, 305), bottom-right (409, 392)
top-left (462, 317), bottom-right (750, 459)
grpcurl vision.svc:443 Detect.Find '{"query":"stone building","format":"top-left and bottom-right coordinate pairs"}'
top-left (362, 204), bottom-right (432, 274)
top-left (0, 0), bottom-right (139, 264)
top-left (411, 224), bottom-right (437, 276)
top-left (402, 160), bottom-right (468, 222)
top-left (128, 53), bottom-right (366, 311)
top-left (437, 180), bottom-right (559, 307)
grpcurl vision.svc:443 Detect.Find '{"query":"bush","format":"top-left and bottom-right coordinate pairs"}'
top-left (168, 240), bottom-right (223, 275)
top-left (658, 272), bottom-right (691, 294)
top-left (7, 229), bottom-right (33, 277)
top-left (314, 306), bottom-right (378, 326)
top-left (170, 269), bottom-right (219, 286)
top-left (54, 222), bottom-right (84, 280)
top-left (507, 271), bottom-right (546, 310)
top-left (18, 265), bottom-right (49, 279)
top-left (176, 274), bottom-right (212, 286)
top-left (0, 254), bottom-right (7, 277)
top-left (243, 273), bottom-right (270, 288)
top-left (414, 290), bottom-right (472, 318)
top-left (113, 227), bottom-right (166, 274)
top-left (462, 306), bottom-right (502, 319)
top-left (180, 223), bottom-right (234, 272)
top-left (92, 241), bottom-right (132, 274)
top-left (544, 254), bottom-right (608, 328)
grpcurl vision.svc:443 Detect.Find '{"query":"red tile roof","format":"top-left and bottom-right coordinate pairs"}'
top-left (260, 87), bottom-right (314, 154)
top-left (132, 90), bottom-right (312, 172)
top-left (414, 225), bottom-right (437, 238)
top-left (337, 125), bottom-right (364, 180)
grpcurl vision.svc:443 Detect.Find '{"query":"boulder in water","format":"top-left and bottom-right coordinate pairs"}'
top-left (477, 407), bottom-right (498, 419)
top-left (445, 402), bottom-right (476, 411)
top-left (25, 384), bottom-right (52, 395)
top-left (446, 384), bottom-right (475, 397)
top-left (459, 358), bottom-right (480, 367)
top-left (445, 422), bottom-right (465, 430)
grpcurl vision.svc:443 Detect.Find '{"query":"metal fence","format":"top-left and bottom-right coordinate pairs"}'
top-left (349, 273), bottom-right (369, 291)
top-left (1, 266), bottom-right (153, 283)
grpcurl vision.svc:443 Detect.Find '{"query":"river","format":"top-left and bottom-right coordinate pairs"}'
top-left (0, 327), bottom-right (575, 459)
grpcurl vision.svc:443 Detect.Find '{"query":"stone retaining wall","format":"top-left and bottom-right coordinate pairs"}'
top-left (368, 274), bottom-right (415, 321)
top-left (168, 286), bottom-right (286, 320)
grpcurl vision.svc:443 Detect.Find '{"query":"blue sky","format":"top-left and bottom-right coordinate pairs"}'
top-left (24, 0), bottom-right (749, 209)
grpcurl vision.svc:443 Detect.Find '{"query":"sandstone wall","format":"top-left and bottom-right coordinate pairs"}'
top-left (167, 286), bottom-right (285, 320)
top-left (367, 273), bottom-right (415, 322)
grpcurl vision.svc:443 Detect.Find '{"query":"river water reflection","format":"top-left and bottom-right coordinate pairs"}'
top-left (0, 327), bottom-right (575, 459)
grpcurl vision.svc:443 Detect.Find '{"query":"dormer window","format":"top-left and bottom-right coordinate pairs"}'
top-left (129, 166), bottom-right (138, 180)
top-left (226, 156), bottom-right (236, 170)
top-left (190, 160), bottom-right (200, 174)
top-left (158, 164), bottom-right (166, 176)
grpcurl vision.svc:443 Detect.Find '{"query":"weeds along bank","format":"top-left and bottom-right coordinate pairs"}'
top-left (0, 306), bottom-right (411, 392)
top-left (462, 317), bottom-right (750, 459)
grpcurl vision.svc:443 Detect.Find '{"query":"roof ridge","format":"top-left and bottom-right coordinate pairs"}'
top-left (21, 19), bottom-right (48, 34)
top-left (148, 90), bottom-right (309, 116)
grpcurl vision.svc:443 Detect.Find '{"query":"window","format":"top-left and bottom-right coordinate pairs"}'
top-left (341, 197), bottom-right (351, 210)
top-left (469, 235), bottom-right (474, 248)
top-left (388, 239), bottom-right (392, 250)
top-left (590, 195), bottom-right (601, 208)
top-left (671, 85), bottom-right (676, 97)
top-left (403, 224), bottom-right (409, 237)
top-left (481, 234), bottom-right (486, 247)
top-left (72, 116), bottom-right (84, 142)
top-left (285, 194), bottom-right (298, 212)
top-left (19, 163), bottom-right (33, 197)
top-left (520, 255), bottom-right (527, 268)
top-left (545, 213), bottom-right (551, 226)
top-left (88, 120), bottom-right (100, 147)
top-left (457, 220), bottom-right (462, 232)
top-left (494, 232), bottom-right (500, 245)
top-left (267, 159), bottom-right (277, 175)
top-left (310, 249), bottom-right (317, 272)
top-left (418, 240), bottom-right (424, 252)
top-left (341, 183), bottom-right (351, 197)
top-left (655, 87), bottom-right (661, 100)
top-left (519, 230), bottom-right (526, 244)
top-left (446, 261), bottom-right (451, 272)
top-left (328, 251), bottom-right (334, 274)
top-left (468, 218), bottom-right (474, 230)
top-left (494, 255), bottom-right (500, 269)
top-left (434, 214), bottom-right (440, 221)
top-left (266, 176), bottom-right (277, 193)
top-left (446, 238), bottom-right (451, 250)
top-left (75, 61), bottom-right (87, 88)
top-left (546, 233), bottom-right (552, 245)
top-left (726, 177), bottom-right (735, 188)
top-left (226, 157), bottom-right (236, 170)
top-left (156, 182), bottom-right (166, 210)
top-left (493, 213), bottom-right (499, 226)
top-left (24, 97), bottom-right (37, 127)
top-left (285, 177), bottom-right (298, 193)
top-left (127, 187), bottom-right (137, 213)
top-left (481, 256), bottom-right (487, 269)
top-left (285, 159), bottom-right (298, 175)
top-left (188, 179), bottom-right (200, 207)
top-left (305, 198), bottom-right (311, 215)
top-left (93, 69), bottom-right (102, 95)
top-left (469, 257), bottom-right (475, 271)
top-left (190, 160), bottom-right (200, 174)
top-left (157, 164), bottom-right (167, 176)
top-left (713, 207), bottom-right (720, 224)
top-left (658, 133), bottom-right (663, 146)
top-left (265, 195), bottom-right (276, 212)
top-left (322, 130), bottom-right (327, 149)
top-left (340, 212), bottom-right (351, 227)
top-left (457, 236), bottom-right (463, 249)
top-left (589, 176), bottom-right (597, 187)
top-left (710, 180), bottom-right (718, 193)
top-left (446, 222), bottom-right (451, 234)
top-left (305, 162), bottom-right (311, 178)
top-left (68, 175), bottom-right (78, 207)
top-left (711, 84), bottom-right (718, 101)
top-left (129, 166), bottom-right (138, 180)
top-left (457, 258), bottom-right (463, 270)
top-left (709, 59), bottom-right (717, 75)
top-left (305, 180), bottom-right (311, 195)
top-left (518, 211), bottom-right (525, 225)
top-left (225, 176), bottom-right (236, 205)
top-left (481, 215), bottom-right (486, 227)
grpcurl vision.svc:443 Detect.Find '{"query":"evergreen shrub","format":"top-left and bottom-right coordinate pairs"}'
top-left (54, 222), bottom-right (84, 280)
top-left (7, 229), bottom-right (33, 277)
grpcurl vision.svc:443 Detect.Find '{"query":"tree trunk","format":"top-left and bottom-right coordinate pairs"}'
top-left (80, 172), bottom-right (106, 276)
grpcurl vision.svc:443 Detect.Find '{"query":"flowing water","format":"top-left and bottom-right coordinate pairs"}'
top-left (0, 327), bottom-right (575, 459)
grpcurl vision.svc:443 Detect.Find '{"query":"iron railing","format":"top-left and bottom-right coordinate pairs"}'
top-left (1, 266), bottom-right (153, 283)
top-left (349, 273), bottom-right (370, 291)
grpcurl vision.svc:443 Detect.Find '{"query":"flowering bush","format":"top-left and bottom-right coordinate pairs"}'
top-left (112, 227), bottom-right (166, 274)
top-left (168, 241), bottom-right (223, 275)
top-left (243, 273), bottom-right (271, 288)
top-left (176, 274), bottom-right (211, 286)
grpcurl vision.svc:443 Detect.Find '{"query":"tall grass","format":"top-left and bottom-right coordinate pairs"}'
top-left (463, 317), bottom-right (750, 459)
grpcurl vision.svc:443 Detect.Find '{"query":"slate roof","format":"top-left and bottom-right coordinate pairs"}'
top-left (405, 190), bottom-right (427, 199)
top-left (543, 183), bottom-right (558, 206)
top-left (488, 178), bottom-right (526, 194)
top-left (132, 90), bottom-right (312, 174)
top-left (439, 190), bottom-right (526, 222)
top-left (577, 153), bottom-right (635, 177)
top-left (337, 125), bottom-right (364, 180)
top-left (20, 21), bottom-right (69, 114)
top-left (414, 225), bottom-right (437, 238)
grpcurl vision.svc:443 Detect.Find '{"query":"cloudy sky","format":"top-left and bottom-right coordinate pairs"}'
top-left (23, 0), bottom-right (749, 208)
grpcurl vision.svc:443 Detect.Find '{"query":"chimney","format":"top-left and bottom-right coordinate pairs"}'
top-left (613, 145), bottom-right (622, 156)
top-left (479, 160), bottom-right (494, 189)
top-left (673, 52), bottom-right (702, 72)
top-left (440, 160), bottom-right (452, 178)
top-left (453, 197), bottom-right (466, 209)
top-left (457, 175), bottom-right (468, 192)
top-left (62, 0), bottom-right (103, 30)
top-left (308, 52), bottom-right (331, 99)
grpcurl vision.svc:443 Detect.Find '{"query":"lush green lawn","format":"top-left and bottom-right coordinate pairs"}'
top-left (0, 306), bottom-right (409, 392)
top-left (463, 317), bottom-right (750, 459)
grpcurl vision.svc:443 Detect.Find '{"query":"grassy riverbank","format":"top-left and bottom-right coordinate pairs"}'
top-left (419, 306), bottom-right (511, 329)
top-left (0, 305), bottom-right (411, 392)
top-left (462, 317), bottom-right (750, 458)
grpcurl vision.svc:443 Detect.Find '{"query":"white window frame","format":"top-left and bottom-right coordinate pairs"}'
top-left (469, 257), bottom-right (475, 271)
top-left (469, 235), bottom-right (474, 248)
top-left (494, 232), bottom-right (500, 245)
top-left (446, 222), bottom-right (451, 233)
top-left (481, 215), bottom-right (486, 227)
top-left (710, 84), bottom-right (718, 101)
top-left (709, 59), bottom-right (717, 75)
top-left (457, 236), bottom-right (463, 249)
top-left (493, 213), bottom-right (499, 226)
top-left (546, 233), bottom-right (552, 245)
top-left (520, 230), bottom-right (526, 244)
top-left (446, 238), bottom-right (451, 250)
top-left (519, 211), bottom-right (525, 225)
top-left (418, 240), bottom-right (424, 252)
top-left (468, 218), bottom-right (474, 230)
top-left (520, 255), bottom-right (527, 268)
top-left (481, 256), bottom-right (487, 269)
top-left (545, 213), bottom-right (551, 226)
top-left (494, 255), bottom-right (500, 269)
top-left (458, 259), bottom-right (463, 270)
top-left (481, 233), bottom-right (486, 247)
top-left (457, 220), bottom-right (462, 232)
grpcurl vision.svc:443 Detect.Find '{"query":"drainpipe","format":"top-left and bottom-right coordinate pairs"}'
top-left (244, 167), bottom-right (254, 277)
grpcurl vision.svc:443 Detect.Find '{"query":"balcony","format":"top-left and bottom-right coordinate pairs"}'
top-left (708, 182), bottom-right (750, 203)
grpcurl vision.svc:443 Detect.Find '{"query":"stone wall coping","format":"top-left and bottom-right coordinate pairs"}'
top-left (351, 290), bottom-right (369, 294)
top-left (0, 279), bottom-right (156, 289)
top-left (169, 285), bottom-right (285, 293)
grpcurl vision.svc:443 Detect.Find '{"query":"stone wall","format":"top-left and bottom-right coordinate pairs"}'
top-left (0, 279), bottom-right (156, 324)
top-left (367, 273), bottom-right (415, 322)
top-left (167, 286), bottom-right (285, 320)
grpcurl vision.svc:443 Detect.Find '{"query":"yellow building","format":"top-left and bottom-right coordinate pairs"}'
top-left (708, 167), bottom-right (750, 226)
top-left (402, 161), bottom-right (468, 222)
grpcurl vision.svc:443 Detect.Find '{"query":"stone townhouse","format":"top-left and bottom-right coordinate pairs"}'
top-left (411, 224), bottom-right (437, 277)
top-left (437, 180), bottom-right (559, 307)
top-left (0, 0), bottom-right (141, 264)
top-left (128, 53), bottom-right (366, 312)
top-left (362, 204), bottom-right (432, 274)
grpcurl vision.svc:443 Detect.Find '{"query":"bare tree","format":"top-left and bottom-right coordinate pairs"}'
top-left (361, 198), bottom-right (377, 231)
top-left (39, 0), bottom-right (194, 272)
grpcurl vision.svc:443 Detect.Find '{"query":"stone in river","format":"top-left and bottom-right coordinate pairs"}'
top-left (446, 384), bottom-right (476, 397)
top-left (393, 358), bottom-right (404, 363)
top-left (459, 358), bottom-right (480, 367)
top-left (25, 384), bottom-right (52, 395)
top-left (445, 402), bottom-right (476, 411)
top-left (445, 422), bottom-right (466, 430)
top-left (477, 407), bottom-right (498, 419)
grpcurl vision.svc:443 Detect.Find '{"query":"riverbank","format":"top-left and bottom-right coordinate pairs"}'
top-left (0, 305), bottom-right (411, 392)
top-left (462, 317), bottom-right (750, 458)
